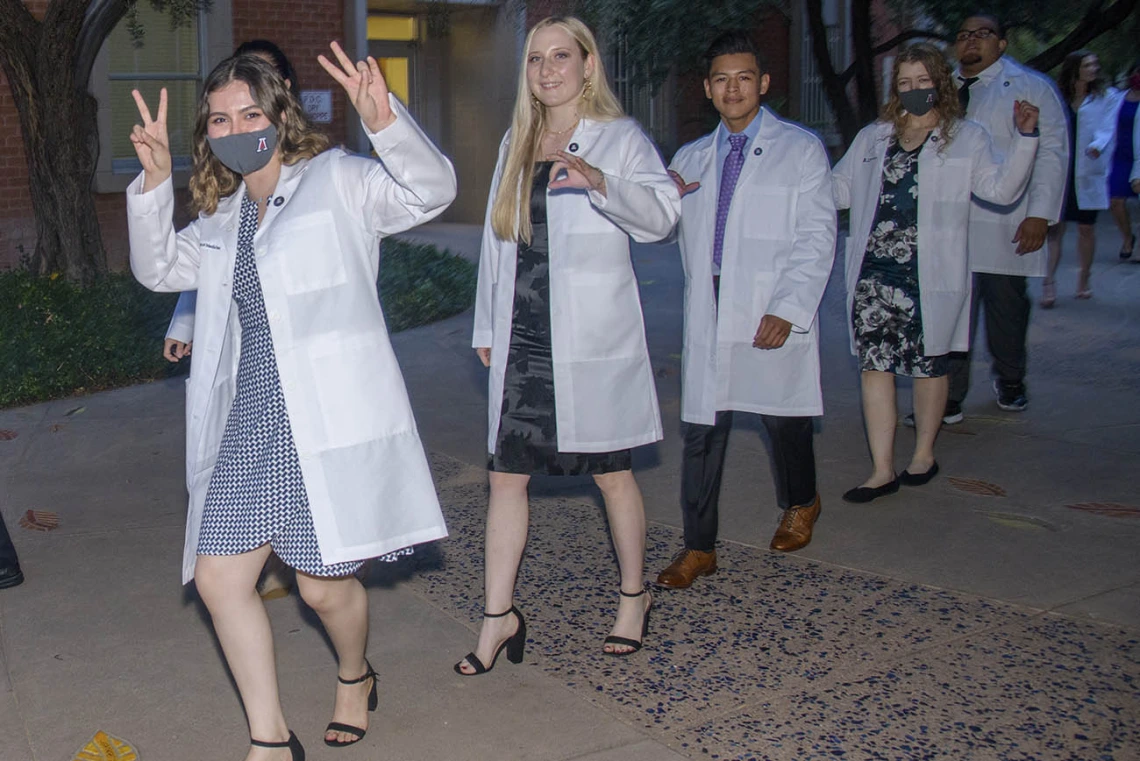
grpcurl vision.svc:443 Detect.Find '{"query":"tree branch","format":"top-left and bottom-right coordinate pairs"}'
top-left (0, 0), bottom-right (39, 64)
top-left (1027, 0), bottom-right (1140, 72)
top-left (75, 0), bottom-right (132, 88)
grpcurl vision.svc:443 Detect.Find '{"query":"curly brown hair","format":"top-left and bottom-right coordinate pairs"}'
top-left (881, 43), bottom-right (963, 149)
top-left (189, 55), bottom-right (330, 215)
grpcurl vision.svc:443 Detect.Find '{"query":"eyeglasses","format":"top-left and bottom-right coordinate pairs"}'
top-left (956, 28), bottom-right (998, 42)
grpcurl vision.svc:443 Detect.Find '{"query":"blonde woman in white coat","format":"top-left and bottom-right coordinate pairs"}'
top-left (458, 16), bottom-right (680, 673)
top-left (1044, 51), bottom-right (1118, 302)
top-left (128, 47), bottom-right (453, 759)
top-left (833, 44), bottom-right (1039, 503)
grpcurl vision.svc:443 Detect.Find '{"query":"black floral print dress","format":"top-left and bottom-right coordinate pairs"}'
top-left (852, 137), bottom-right (947, 378)
top-left (489, 162), bottom-right (632, 475)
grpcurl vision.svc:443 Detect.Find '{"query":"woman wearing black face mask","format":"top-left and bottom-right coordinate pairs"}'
top-left (127, 46), bottom-right (455, 759)
top-left (832, 44), bottom-right (1040, 503)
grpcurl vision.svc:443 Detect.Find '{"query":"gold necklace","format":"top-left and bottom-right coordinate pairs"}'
top-left (545, 117), bottom-right (580, 137)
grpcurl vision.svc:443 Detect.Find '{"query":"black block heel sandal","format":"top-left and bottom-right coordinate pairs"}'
top-left (324, 660), bottom-right (378, 747)
top-left (251, 731), bottom-right (304, 760)
top-left (454, 606), bottom-right (526, 675)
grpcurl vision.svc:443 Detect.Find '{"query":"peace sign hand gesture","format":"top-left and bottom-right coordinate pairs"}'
top-left (129, 88), bottom-right (172, 192)
top-left (318, 41), bottom-right (395, 134)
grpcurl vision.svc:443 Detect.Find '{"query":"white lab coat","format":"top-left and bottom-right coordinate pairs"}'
top-left (473, 117), bottom-right (680, 454)
top-left (669, 108), bottom-right (836, 424)
top-left (166, 290), bottom-right (195, 343)
top-left (833, 120), bottom-right (1038, 356)
top-left (959, 56), bottom-right (1069, 277)
top-left (1074, 88), bottom-right (1124, 210)
top-left (129, 98), bottom-right (455, 584)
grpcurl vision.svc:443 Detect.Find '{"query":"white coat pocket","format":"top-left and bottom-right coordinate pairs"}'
top-left (742, 187), bottom-right (796, 240)
top-left (566, 272), bottom-right (643, 361)
top-left (274, 211), bottom-right (347, 295)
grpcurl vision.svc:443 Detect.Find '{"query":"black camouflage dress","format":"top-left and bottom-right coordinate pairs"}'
top-left (852, 137), bottom-right (946, 378)
top-left (489, 162), bottom-right (632, 475)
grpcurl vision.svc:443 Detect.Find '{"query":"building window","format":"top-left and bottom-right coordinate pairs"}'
top-left (605, 40), bottom-right (674, 152)
top-left (107, 3), bottom-right (202, 175)
top-left (368, 15), bottom-right (418, 107)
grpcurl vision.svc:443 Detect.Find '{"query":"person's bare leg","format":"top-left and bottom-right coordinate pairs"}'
top-left (293, 573), bottom-right (371, 745)
top-left (1076, 222), bottom-right (1095, 294)
top-left (859, 370), bottom-right (897, 488)
top-left (455, 471), bottom-right (530, 674)
top-left (908, 376), bottom-right (949, 474)
top-left (594, 469), bottom-right (650, 654)
top-left (195, 545), bottom-right (294, 761)
top-left (1109, 198), bottom-right (1133, 254)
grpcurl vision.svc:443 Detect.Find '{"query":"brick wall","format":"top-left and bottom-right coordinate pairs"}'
top-left (0, 0), bottom-right (347, 271)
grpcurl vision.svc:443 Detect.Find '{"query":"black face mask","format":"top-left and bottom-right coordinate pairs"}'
top-left (899, 88), bottom-right (937, 117)
top-left (206, 125), bottom-right (278, 175)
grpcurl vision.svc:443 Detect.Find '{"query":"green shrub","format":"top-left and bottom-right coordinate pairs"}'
top-left (0, 240), bottom-right (476, 409)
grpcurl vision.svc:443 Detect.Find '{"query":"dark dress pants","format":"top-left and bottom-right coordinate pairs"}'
top-left (0, 512), bottom-right (19, 570)
top-left (680, 411), bottom-right (817, 552)
top-left (948, 272), bottom-right (1030, 403)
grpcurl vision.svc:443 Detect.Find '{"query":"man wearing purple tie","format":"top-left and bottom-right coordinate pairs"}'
top-left (657, 31), bottom-right (836, 589)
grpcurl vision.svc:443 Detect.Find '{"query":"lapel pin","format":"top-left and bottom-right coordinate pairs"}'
top-left (754, 147), bottom-right (763, 156)
top-left (274, 196), bottom-right (285, 207)
top-left (1004, 81), bottom-right (1010, 87)
top-left (568, 142), bottom-right (579, 152)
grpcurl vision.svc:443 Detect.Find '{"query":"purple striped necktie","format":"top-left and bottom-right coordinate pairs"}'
top-left (713, 133), bottom-right (749, 270)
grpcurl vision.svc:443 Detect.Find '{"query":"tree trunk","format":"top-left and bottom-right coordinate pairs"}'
top-left (804, 0), bottom-right (862, 146)
top-left (849, 0), bottom-right (879, 126)
top-left (0, 0), bottom-right (108, 285)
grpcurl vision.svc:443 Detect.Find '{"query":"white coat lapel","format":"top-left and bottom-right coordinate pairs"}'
top-left (734, 106), bottom-right (777, 190)
top-left (257, 158), bottom-right (309, 238)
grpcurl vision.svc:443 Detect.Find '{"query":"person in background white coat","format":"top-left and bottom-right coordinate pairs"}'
top-left (834, 44), bottom-right (1039, 504)
top-left (1044, 51), bottom-right (1119, 301)
top-left (128, 46), bottom-right (454, 759)
top-left (940, 14), bottom-right (1068, 421)
top-left (655, 31), bottom-right (835, 589)
top-left (459, 16), bottom-right (679, 673)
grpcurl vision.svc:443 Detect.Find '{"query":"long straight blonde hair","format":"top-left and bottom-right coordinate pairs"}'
top-left (490, 16), bottom-right (624, 243)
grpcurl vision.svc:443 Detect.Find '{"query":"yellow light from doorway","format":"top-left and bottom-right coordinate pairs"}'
top-left (367, 15), bottom-right (417, 41)
top-left (377, 58), bottom-right (409, 104)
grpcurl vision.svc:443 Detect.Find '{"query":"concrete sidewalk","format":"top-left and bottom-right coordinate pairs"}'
top-left (1, 218), bottom-right (1138, 760)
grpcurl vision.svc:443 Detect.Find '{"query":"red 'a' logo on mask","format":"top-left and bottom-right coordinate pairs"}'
top-left (257, 137), bottom-right (268, 152)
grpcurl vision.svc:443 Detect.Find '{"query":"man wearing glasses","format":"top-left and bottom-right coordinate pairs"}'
top-left (939, 13), bottom-right (1068, 422)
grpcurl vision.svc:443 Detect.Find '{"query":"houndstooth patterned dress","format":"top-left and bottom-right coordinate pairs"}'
top-left (196, 196), bottom-right (366, 577)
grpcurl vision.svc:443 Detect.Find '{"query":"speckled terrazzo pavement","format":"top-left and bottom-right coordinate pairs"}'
top-left (403, 451), bottom-right (1140, 761)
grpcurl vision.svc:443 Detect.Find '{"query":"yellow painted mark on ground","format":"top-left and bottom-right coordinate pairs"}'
top-left (983, 512), bottom-right (1056, 531)
top-left (73, 731), bottom-right (138, 761)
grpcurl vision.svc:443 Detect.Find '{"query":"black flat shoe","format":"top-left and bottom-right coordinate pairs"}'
top-left (324, 660), bottom-right (377, 747)
top-left (603, 587), bottom-right (652, 656)
top-left (0, 565), bottom-right (23, 590)
top-left (842, 478), bottom-right (900, 503)
top-left (252, 731), bottom-right (304, 760)
top-left (898, 461), bottom-right (939, 486)
top-left (454, 606), bottom-right (526, 676)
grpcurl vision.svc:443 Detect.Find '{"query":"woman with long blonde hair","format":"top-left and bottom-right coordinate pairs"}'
top-left (127, 45), bottom-right (454, 759)
top-left (833, 43), bottom-right (1040, 504)
top-left (460, 16), bottom-right (679, 673)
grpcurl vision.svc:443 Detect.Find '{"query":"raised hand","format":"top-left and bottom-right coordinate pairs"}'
top-left (1013, 100), bottom-right (1039, 135)
top-left (668, 170), bottom-right (701, 198)
top-left (547, 150), bottom-right (606, 195)
top-left (318, 41), bottom-right (394, 133)
top-left (129, 88), bottom-right (171, 192)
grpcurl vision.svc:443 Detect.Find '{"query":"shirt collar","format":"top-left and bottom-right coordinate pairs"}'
top-left (958, 56), bottom-right (1003, 86)
top-left (717, 109), bottom-right (763, 150)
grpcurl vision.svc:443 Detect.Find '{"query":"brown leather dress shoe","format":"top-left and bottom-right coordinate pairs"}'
top-left (770, 495), bottom-right (821, 552)
top-left (655, 549), bottom-right (717, 589)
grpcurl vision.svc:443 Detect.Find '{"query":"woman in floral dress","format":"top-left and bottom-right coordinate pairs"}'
top-left (833, 44), bottom-right (1040, 503)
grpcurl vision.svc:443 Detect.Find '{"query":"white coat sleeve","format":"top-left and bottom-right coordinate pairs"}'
top-left (1090, 90), bottom-right (1121, 154)
top-left (969, 127), bottom-right (1039, 206)
top-left (473, 137), bottom-right (511, 350)
top-left (1025, 79), bottom-right (1069, 223)
top-left (127, 173), bottom-right (202, 293)
top-left (587, 128), bottom-right (681, 243)
top-left (767, 139), bottom-right (836, 333)
top-left (165, 291), bottom-right (197, 343)
top-left (830, 128), bottom-right (869, 211)
top-left (1132, 106), bottom-right (1140, 184)
top-left (337, 95), bottom-right (458, 236)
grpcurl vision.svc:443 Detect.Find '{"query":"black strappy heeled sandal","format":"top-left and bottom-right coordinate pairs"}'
top-left (603, 587), bottom-right (652, 656)
top-left (324, 659), bottom-right (378, 748)
top-left (454, 606), bottom-right (526, 675)
top-left (251, 731), bottom-right (304, 760)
